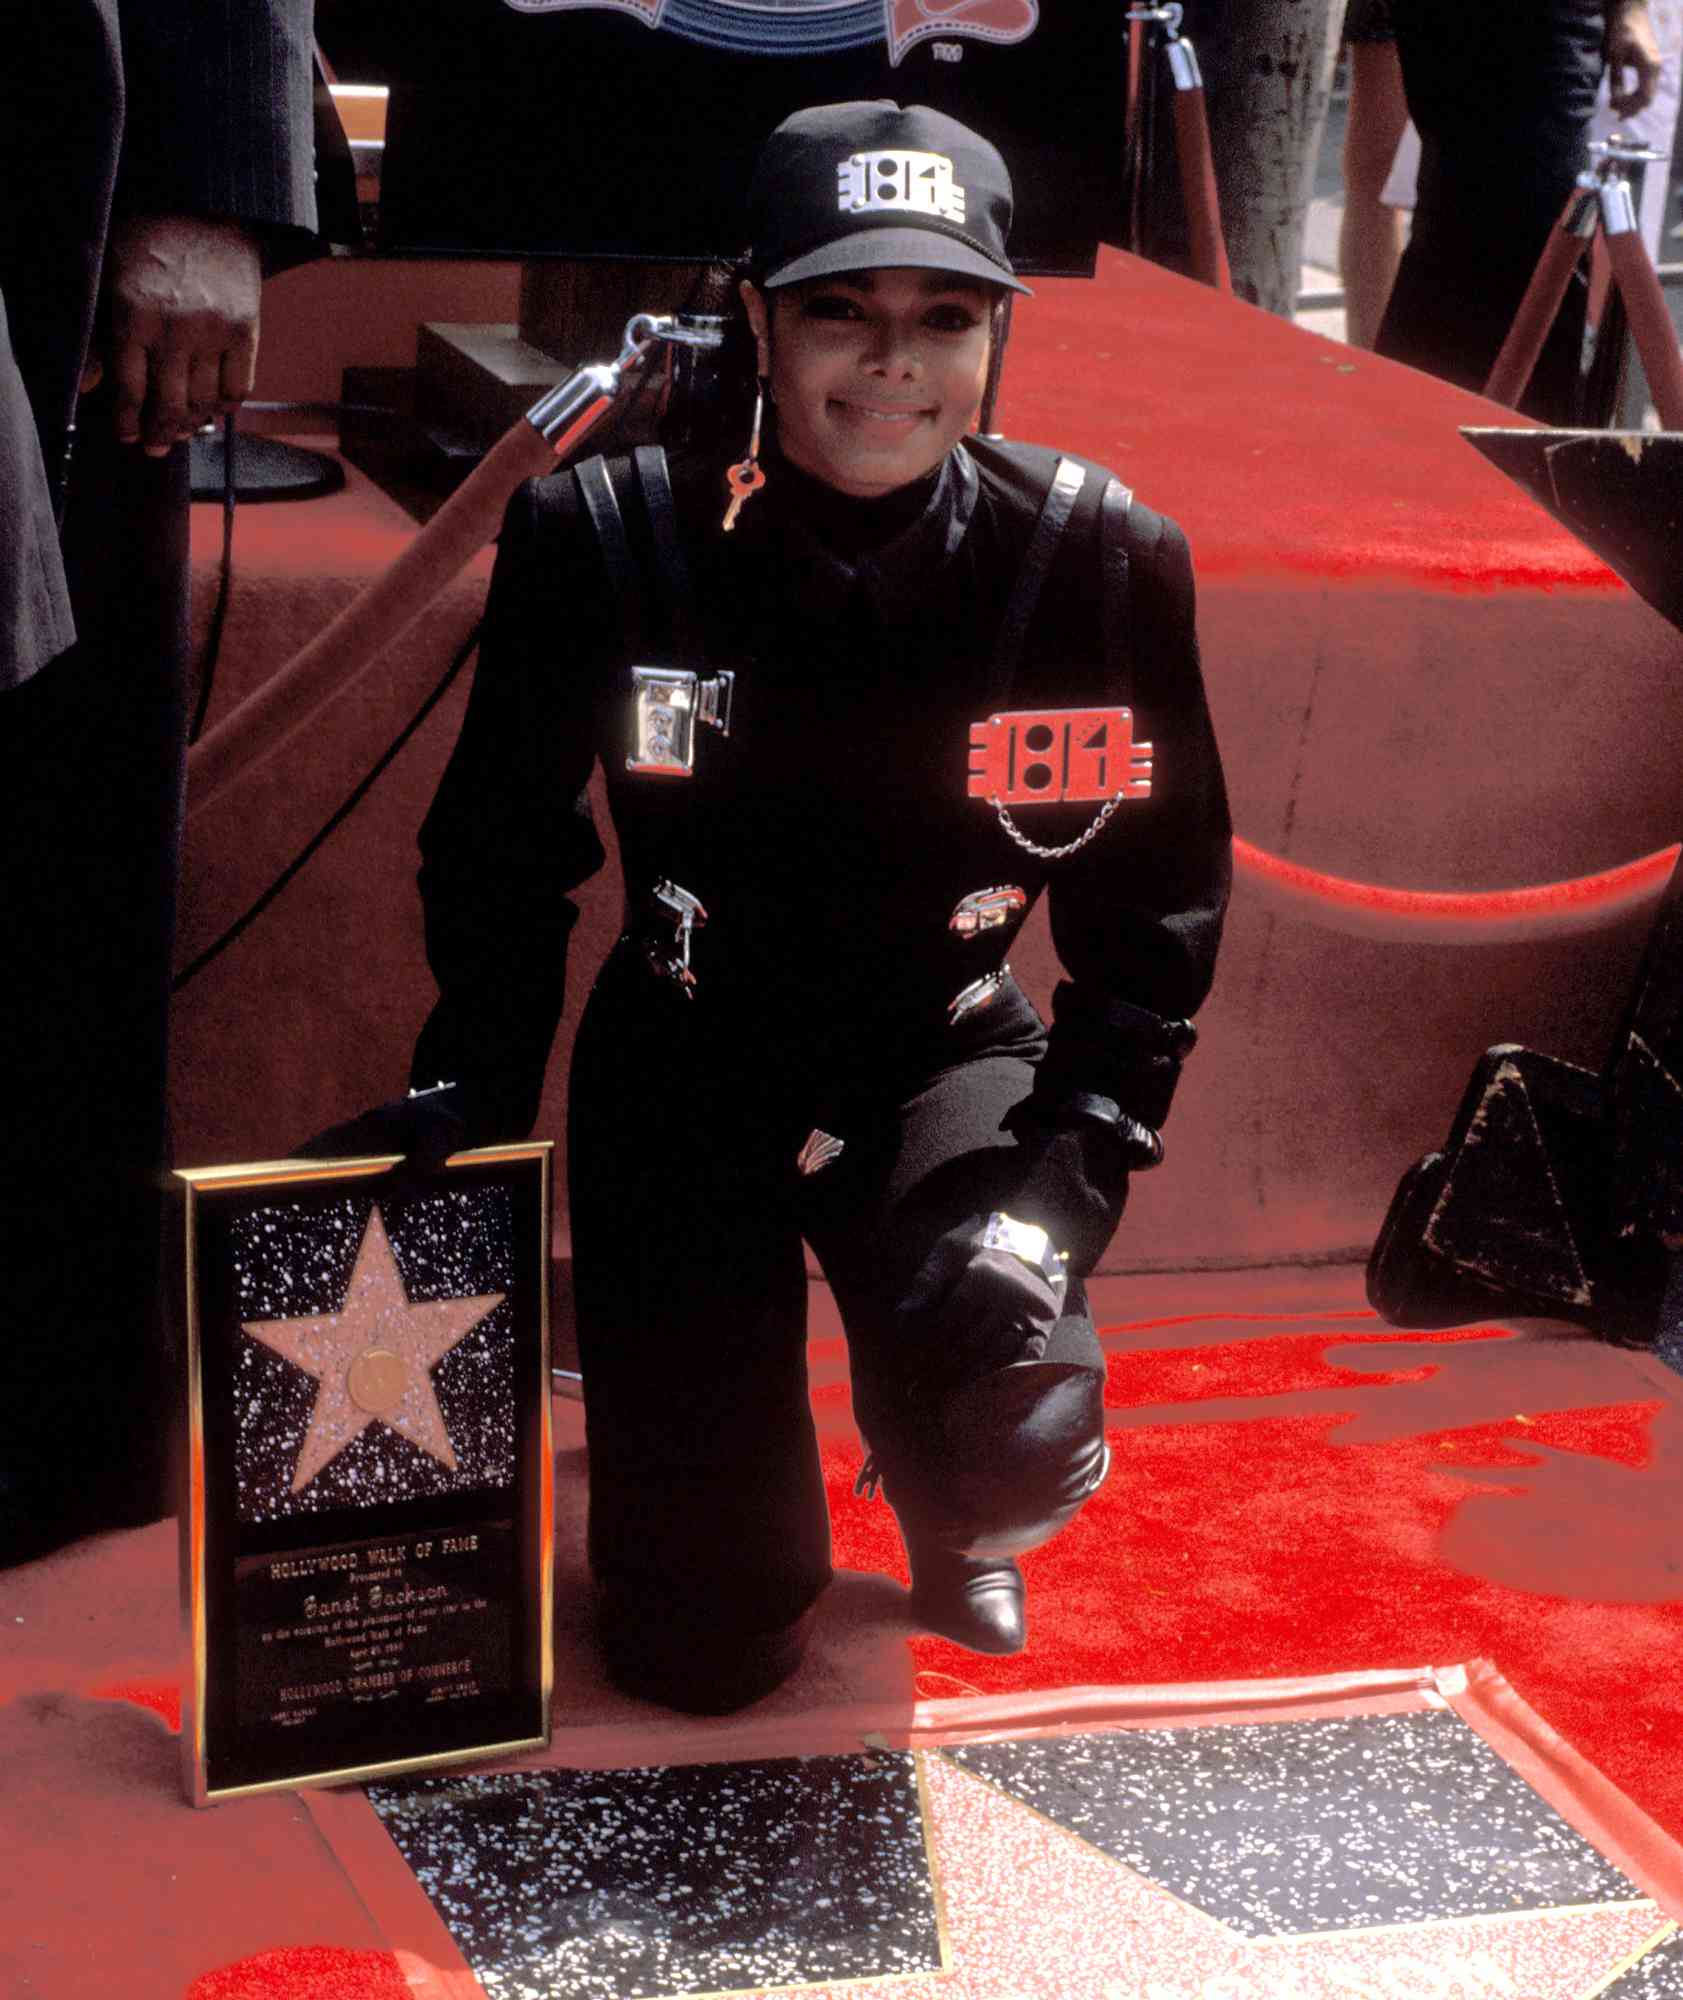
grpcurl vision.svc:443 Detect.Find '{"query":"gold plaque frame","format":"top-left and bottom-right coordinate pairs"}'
top-left (177, 1145), bottom-right (553, 1807)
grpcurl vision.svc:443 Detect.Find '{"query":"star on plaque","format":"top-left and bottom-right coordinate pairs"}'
top-left (243, 1205), bottom-right (504, 1494)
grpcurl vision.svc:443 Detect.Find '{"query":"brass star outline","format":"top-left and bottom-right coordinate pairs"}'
top-left (243, 1204), bottom-right (505, 1494)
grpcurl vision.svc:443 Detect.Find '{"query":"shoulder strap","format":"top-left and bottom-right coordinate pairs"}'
top-left (573, 453), bottom-right (645, 663)
top-left (1100, 476), bottom-right (1134, 701)
top-left (989, 455), bottom-right (1086, 691)
top-left (631, 444), bottom-right (701, 663)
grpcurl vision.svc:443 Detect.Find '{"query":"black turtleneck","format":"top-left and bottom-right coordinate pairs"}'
top-left (763, 446), bottom-right (943, 563)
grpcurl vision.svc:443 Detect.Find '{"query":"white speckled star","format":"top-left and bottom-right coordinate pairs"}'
top-left (243, 1205), bottom-right (504, 1493)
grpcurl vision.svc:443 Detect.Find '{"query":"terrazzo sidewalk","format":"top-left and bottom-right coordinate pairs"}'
top-left (301, 1664), bottom-right (1683, 2000)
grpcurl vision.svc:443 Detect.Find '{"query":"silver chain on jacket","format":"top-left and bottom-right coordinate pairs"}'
top-left (989, 791), bottom-right (1126, 860)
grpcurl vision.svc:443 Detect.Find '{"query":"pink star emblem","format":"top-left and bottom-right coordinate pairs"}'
top-left (243, 1205), bottom-right (504, 1494)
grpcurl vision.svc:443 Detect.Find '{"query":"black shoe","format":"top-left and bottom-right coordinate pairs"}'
top-left (907, 1542), bottom-right (1026, 1655)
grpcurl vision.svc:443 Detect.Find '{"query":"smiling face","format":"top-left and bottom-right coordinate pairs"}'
top-left (741, 268), bottom-right (997, 500)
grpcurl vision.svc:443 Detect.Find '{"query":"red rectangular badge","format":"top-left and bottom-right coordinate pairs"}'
top-left (967, 707), bottom-right (1153, 806)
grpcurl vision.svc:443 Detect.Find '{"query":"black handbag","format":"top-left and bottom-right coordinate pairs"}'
top-left (1367, 857), bottom-right (1683, 1344)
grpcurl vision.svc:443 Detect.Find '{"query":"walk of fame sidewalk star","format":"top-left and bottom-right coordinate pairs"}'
top-left (243, 1205), bottom-right (504, 1493)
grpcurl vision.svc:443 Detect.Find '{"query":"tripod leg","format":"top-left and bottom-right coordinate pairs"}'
top-left (1483, 191), bottom-right (1597, 409)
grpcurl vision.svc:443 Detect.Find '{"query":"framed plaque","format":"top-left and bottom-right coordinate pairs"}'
top-left (177, 1145), bottom-right (553, 1807)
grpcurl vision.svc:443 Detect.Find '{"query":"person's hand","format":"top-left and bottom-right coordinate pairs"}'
top-left (96, 214), bottom-right (262, 454)
top-left (293, 1085), bottom-right (469, 1164)
top-left (900, 1215), bottom-right (1067, 1386)
top-left (1010, 1119), bottom-right (1134, 1279)
top-left (1606, 0), bottom-right (1663, 118)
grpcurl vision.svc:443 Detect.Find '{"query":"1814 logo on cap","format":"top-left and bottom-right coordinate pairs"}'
top-left (837, 151), bottom-right (967, 223)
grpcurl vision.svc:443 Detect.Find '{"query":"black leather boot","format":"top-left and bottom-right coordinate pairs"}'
top-left (901, 1539), bottom-right (1028, 1654)
top-left (864, 1359), bottom-right (1110, 1656)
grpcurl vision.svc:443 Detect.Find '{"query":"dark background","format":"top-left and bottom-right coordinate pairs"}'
top-left (317, 0), bottom-right (1127, 272)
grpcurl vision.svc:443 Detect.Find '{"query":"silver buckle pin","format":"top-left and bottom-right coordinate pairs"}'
top-left (948, 965), bottom-right (1009, 1026)
top-left (645, 879), bottom-right (708, 994)
top-left (627, 666), bottom-right (735, 776)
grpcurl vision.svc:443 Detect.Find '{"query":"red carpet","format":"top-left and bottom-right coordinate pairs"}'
top-left (807, 1269), bottom-right (1683, 1834)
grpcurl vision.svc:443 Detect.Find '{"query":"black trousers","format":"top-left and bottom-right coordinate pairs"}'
top-left (566, 955), bottom-right (1101, 1687)
top-left (0, 398), bottom-right (188, 1562)
top-left (1378, 0), bottom-right (1605, 425)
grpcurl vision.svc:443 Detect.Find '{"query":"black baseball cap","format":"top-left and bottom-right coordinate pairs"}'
top-left (747, 100), bottom-right (1031, 295)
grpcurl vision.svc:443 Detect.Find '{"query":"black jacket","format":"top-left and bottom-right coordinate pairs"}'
top-left (413, 436), bottom-right (1231, 1142)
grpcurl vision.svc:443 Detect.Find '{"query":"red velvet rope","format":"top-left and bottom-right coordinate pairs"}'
top-left (1233, 835), bottom-right (1679, 942)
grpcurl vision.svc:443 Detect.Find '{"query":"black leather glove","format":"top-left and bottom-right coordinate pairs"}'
top-left (1007, 1091), bottom-right (1165, 1279)
top-left (900, 1211), bottom-right (1069, 1388)
top-left (292, 1082), bottom-right (470, 1164)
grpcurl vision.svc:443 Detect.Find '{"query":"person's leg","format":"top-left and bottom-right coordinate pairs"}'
top-left (566, 973), bottom-right (832, 1711)
top-left (1379, 0), bottom-right (1603, 420)
top-left (1340, 40), bottom-right (1412, 349)
top-left (0, 394), bottom-right (187, 1564)
top-left (801, 992), bottom-right (1108, 1654)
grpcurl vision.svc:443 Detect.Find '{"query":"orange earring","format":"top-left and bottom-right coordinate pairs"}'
top-left (723, 379), bottom-right (766, 532)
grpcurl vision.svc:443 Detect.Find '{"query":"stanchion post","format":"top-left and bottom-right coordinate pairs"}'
top-left (1484, 137), bottom-right (1681, 424)
top-left (1483, 184), bottom-right (1599, 409)
top-left (1164, 30), bottom-right (1230, 293)
top-left (1122, 3), bottom-right (1229, 292)
top-left (1122, 4), bottom-right (1159, 257)
top-left (1597, 170), bottom-right (1683, 430)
